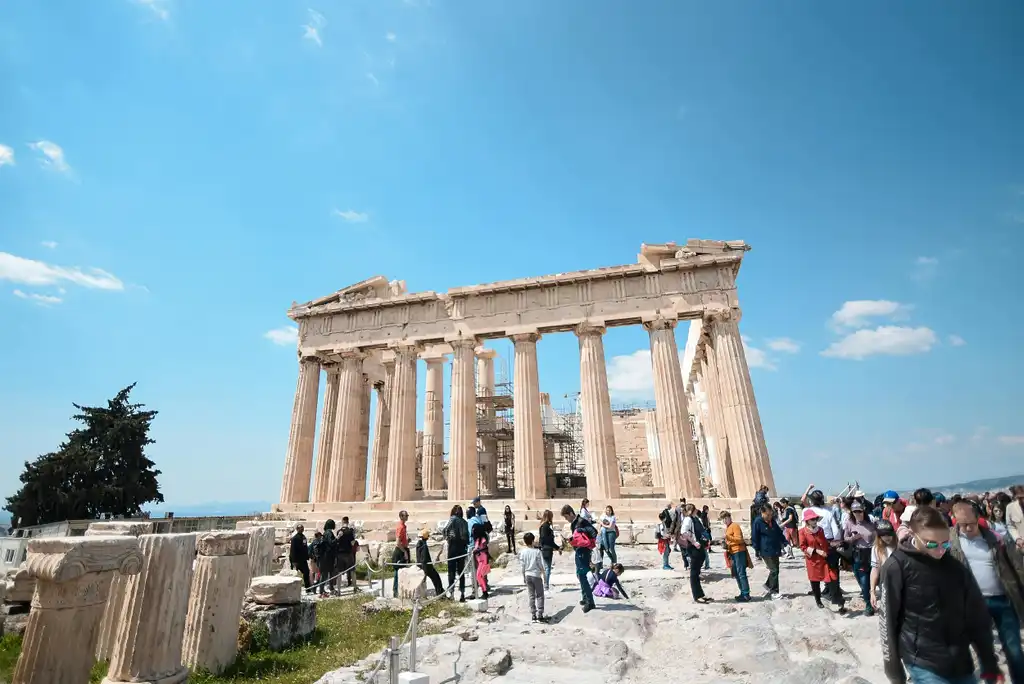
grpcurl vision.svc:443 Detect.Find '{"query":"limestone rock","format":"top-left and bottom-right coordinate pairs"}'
top-left (397, 566), bottom-right (426, 600)
top-left (481, 647), bottom-right (512, 676)
top-left (6, 565), bottom-right (35, 603)
top-left (241, 601), bottom-right (317, 651)
top-left (249, 575), bottom-right (303, 605)
top-left (491, 552), bottom-right (514, 569)
top-left (247, 525), bottom-right (277, 579)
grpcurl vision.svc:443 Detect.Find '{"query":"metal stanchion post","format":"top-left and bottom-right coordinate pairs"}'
top-left (409, 599), bottom-right (420, 672)
top-left (389, 636), bottom-right (400, 684)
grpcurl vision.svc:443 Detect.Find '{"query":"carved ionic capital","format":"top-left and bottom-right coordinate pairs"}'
top-left (196, 531), bottom-right (249, 557)
top-left (510, 332), bottom-right (541, 344)
top-left (642, 317), bottom-right (677, 332)
top-left (25, 537), bottom-right (143, 584)
top-left (574, 322), bottom-right (606, 338)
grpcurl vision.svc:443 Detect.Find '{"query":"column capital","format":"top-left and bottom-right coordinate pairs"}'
top-left (334, 349), bottom-right (367, 362)
top-left (321, 361), bottom-right (339, 373)
top-left (475, 347), bottom-right (498, 360)
top-left (642, 316), bottom-right (677, 332)
top-left (446, 336), bottom-right (478, 351)
top-left (372, 379), bottom-right (386, 391)
top-left (510, 331), bottom-right (541, 344)
top-left (421, 354), bottom-right (449, 366)
top-left (388, 342), bottom-right (422, 360)
top-left (574, 321), bottom-right (606, 337)
top-left (298, 353), bottom-right (321, 365)
top-left (25, 537), bottom-right (143, 584)
top-left (704, 307), bottom-right (742, 324)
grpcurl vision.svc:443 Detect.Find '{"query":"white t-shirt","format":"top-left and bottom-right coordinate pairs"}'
top-left (580, 507), bottom-right (594, 522)
top-left (870, 545), bottom-right (893, 569)
top-left (600, 514), bottom-right (617, 529)
top-left (806, 506), bottom-right (840, 541)
top-left (960, 534), bottom-right (1003, 597)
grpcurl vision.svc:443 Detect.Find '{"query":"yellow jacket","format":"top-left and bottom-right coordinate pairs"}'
top-left (724, 522), bottom-right (747, 555)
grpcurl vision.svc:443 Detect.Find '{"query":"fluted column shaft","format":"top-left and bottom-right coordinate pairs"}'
top-left (708, 310), bottom-right (776, 497)
top-left (369, 362), bottom-right (394, 501)
top-left (448, 339), bottom-right (478, 501)
top-left (103, 533), bottom-right (197, 684)
top-left (312, 364), bottom-right (340, 503)
top-left (279, 356), bottom-right (321, 504)
top-left (512, 333), bottom-right (547, 500)
top-left (575, 324), bottom-right (621, 500)
top-left (86, 521), bottom-right (152, 663)
top-left (645, 318), bottom-right (702, 500)
top-left (476, 350), bottom-right (499, 495)
top-left (328, 352), bottom-right (366, 502)
top-left (385, 345), bottom-right (418, 502)
top-left (350, 375), bottom-right (372, 501)
top-left (700, 350), bottom-right (736, 497)
top-left (644, 409), bottom-right (664, 487)
top-left (422, 358), bottom-right (446, 491)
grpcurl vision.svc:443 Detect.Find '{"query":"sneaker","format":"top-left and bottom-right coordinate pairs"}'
top-left (837, 605), bottom-right (847, 615)
top-left (459, 595), bottom-right (466, 603)
top-left (582, 604), bottom-right (593, 614)
top-left (770, 593), bottom-right (780, 601)
top-left (864, 606), bottom-right (875, 617)
top-left (531, 615), bottom-right (538, 622)
top-left (662, 565), bottom-right (674, 571)
top-left (815, 600), bottom-right (825, 609)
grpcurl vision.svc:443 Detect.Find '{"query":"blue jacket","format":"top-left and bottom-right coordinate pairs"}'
top-left (751, 516), bottom-right (787, 558)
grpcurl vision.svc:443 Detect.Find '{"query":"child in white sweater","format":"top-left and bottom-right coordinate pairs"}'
top-left (519, 532), bottom-right (548, 623)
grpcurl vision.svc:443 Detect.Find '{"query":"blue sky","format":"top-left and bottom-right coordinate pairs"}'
top-left (2, 0), bottom-right (1023, 509)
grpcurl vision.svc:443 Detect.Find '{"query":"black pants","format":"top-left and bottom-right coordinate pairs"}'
top-left (319, 556), bottom-right (336, 592)
top-left (337, 552), bottom-right (356, 587)
top-left (447, 555), bottom-right (467, 598)
top-left (506, 530), bottom-right (516, 553)
top-left (811, 580), bottom-right (844, 606)
top-left (294, 559), bottom-right (311, 588)
top-left (825, 548), bottom-right (841, 600)
top-left (422, 563), bottom-right (445, 596)
top-left (688, 548), bottom-right (706, 601)
top-left (762, 556), bottom-right (780, 594)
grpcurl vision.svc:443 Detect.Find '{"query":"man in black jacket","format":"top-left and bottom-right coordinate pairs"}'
top-left (879, 506), bottom-right (1002, 684)
top-left (336, 517), bottom-right (358, 590)
top-left (289, 525), bottom-right (310, 589)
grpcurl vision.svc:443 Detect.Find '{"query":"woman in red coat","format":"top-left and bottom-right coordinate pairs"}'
top-left (799, 509), bottom-right (846, 613)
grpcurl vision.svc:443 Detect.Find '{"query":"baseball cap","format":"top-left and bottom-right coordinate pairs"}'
top-left (852, 490), bottom-right (865, 499)
top-left (882, 490), bottom-right (899, 503)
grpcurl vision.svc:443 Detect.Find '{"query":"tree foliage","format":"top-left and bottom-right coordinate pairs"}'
top-left (5, 384), bottom-right (164, 527)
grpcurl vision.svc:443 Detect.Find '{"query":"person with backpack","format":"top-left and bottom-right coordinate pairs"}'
top-left (308, 531), bottom-right (324, 588)
top-left (442, 504), bottom-right (470, 601)
top-left (562, 504), bottom-right (598, 613)
top-left (658, 501), bottom-right (676, 571)
top-left (336, 517), bottom-right (358, 591)
top-left (681, 503), bottom-right (712, 604)
top-left (319, 519), bottom-right (339, 597)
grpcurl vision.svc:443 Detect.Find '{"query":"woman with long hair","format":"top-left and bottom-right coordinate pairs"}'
top-left (503, 505), bottom-right (517, 554)
top-left (869, 519), bottom-right (897, 611)
top-left (538, 509), bottom-right (558, 591)
top-left (442, 504), bottom-right (469, 601)
top-left (597, 505), bottom-right (618, 571)
top-left (843, 501), bottom-right (877, 615)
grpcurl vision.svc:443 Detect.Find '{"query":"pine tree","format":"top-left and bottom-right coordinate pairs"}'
top-left (5, 384), bottom-right (164, 527)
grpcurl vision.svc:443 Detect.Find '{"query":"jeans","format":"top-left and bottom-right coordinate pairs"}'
top-left (987, 595), bottom-right (1024, 683)
top-left (598, 530), bottom-right (617, 570)
top-left (576, 567), bottom-right (594, 608)
top-left (541, 548), bottom-right (554, 588)
top-left (762, 555), bottom-right (780, 594)
top-left (447, 555), bottom-right (466, 598)
top-left (688, 548), bottom-right (706, 601)
top-left (852, 549), bottom-right (872, 605)
top-left (905, 664), bottom-right (978, 684)
top-left (730, 551), bottom-right (751, 598)
top-left (703, 546), bottom-right (711, 569)
top-left (662, 545), bottom-right (672, 568)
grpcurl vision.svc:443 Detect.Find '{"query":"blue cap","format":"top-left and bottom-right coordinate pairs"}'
top-left (882, 490), bottom-right (899, 502)
top-left (934, 493), bottom-right (946, 503)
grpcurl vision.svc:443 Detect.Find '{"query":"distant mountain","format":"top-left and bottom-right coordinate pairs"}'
top-left (145, 500), bottom-right (273, 518)
top-left (928, 474), bottom-right (1024, 494)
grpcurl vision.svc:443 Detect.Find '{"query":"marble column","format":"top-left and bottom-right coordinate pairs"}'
top-left (279, 355), bottom-right (321, 504)
top-left (312, 363), bottom-right (340, 503)
top-left (369, 361), bottom-right (394, 501)
top-left (476, 349), bottom-right (499, 495)
top-left (575, 323), bottom-right (621, 500)
top-left (422, 356), bottom-right (446, 491)
top-left (352, 374), bottom-right (372, 500)
top-left (385, 344), bottom-right (419, 502)
top-left (327, 351), bottom-right (366, 502)
top-left (448, 338), bottom-right (478, 501)
top-left (102, 533), bottom-right (197, 684)
top-left (644, 409), bottom-right (664, 488)
top-left (246, 524), bottom-right (277, 579)
top-left (12, 537), bottom-right (143, 684)
top-left (512, 332), bottom-right (547, 500)
top-left (181, 532), bottom-right (250, 675)
top-left (645, 317), bottom-right (702, 500)
top-left (707, 309), bottom-right (776, 497)
top-left (86, 521), bottom-right (153, 662)
top-left (700, 345), bottom-right (737, 497)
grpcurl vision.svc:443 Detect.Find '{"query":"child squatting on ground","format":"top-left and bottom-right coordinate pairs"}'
top-left (519, 532), bottom-right (549, 622)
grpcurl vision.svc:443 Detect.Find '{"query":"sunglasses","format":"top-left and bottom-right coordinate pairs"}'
top-left (917, 538), bottom-right (951, 550)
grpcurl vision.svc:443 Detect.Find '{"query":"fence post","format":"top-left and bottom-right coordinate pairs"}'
top-left (389, 635), bottom-right (400, 684)
top-left (409, 599), bottom-right (420, 672)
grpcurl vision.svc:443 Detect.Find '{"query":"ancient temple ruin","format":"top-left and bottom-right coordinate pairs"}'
top-left (275, 240), bottom-right (775, 516)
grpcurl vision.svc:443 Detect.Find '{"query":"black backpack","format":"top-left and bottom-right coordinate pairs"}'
top-left (446, 518), bottom-right (469, 547)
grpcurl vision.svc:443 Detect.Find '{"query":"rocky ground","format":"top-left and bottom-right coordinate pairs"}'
top-left (317, 544), bottom-right (886, 684)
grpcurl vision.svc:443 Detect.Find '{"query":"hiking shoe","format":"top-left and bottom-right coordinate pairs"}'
top-left (815, 600), bottom-right (825, 609)
top-left (582, 603), bottom-right (593, 614)
top-left (536, 616), bottom-right (550, 623)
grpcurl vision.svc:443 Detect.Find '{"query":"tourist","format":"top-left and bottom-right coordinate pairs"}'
top-left (416, 528), bottom-right (445, 598)
top-left (656, 517), bottom-right (673, 570)
top-left (442, 504), bottom-right (470, 602)
top-left (869, 520), bottom-right (897, 610)
top-left (562, 504), bottom-right (598, 613)
top-left (897, 488), bottom-right (938, 541)
top-left (392, 510), bottom-right (410, 599)
top-left (580, 498), bottom-right (594, 524)
top-left (503, 505), bottom-right (517, 554)
top-left (289, 524), bottom-right (311, 590)
top-left (676, 498), bottom-right (690, 568)
top-left (473, 531), bottom-right (491, 600)
top-left (519, 532), bottom-right (548, 623)
top-left (948, 501), bottom-right (1024, 683)
top-left (751, 485), bottom-right (770, 558)
top-left (597, 505), bottom-right (618, 572)
top-left (879, 506), bottom-right (1003, 684)
top-left (802, 487), bottom-right (842, 601)
top-left (308, 531), bottom-right (324, 587)
top-left (700, 505), bottom-right (713, 569)
top-left (751, 504), bottom-right (786, 600)
top-left (843, 501), bottom-right (877, 615)
top-left (538, 509), bottom-right (559, 592)
top-left (593, 563), bottom-right (630, 601)
top-left (780, 498), bottom-right (799, 559)
top-left (880, 490), bottom-right (905, 530)
top-left (721, 510), bottom-right (752, 602)
top-left (799, 509), bottom-right (845, 613)
top-left (336, 517), bottom-right (358, 591)
top-left (320, 519), bottom-right (339, 597)
top-left (1008, 486), bottom-right (1024, 550)
top-left (991, 503), bottom-right (1010, 540)
top-left (472, 496), bottom-right (488, 520)
top-left (682, 503), bottom-right (712, 604)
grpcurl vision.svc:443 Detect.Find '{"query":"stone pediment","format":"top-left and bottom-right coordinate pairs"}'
top-left (304, 276), bottom-right (408, 309)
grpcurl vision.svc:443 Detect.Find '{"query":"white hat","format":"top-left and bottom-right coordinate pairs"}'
top-left (853, 490), bottom-right (865, 498)
top-left (900, 504), bottom-right (918, 524)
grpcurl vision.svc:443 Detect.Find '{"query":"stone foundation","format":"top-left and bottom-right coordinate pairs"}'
top-left (240, 601), bottom-right (317, 652)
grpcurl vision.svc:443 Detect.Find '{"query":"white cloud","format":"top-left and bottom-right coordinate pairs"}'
top-left (133, 0), bottom-right (170, 20)
top-left (264, 326), bottom-right (298, 346)
top-left (333, 208), bottom-right (369, 223)
top-left (821, 325), bottom-right (937, 360)
top-left (742, 336), bottom-right (776, 371)
top-left (948, 334), bottom-right (966, 347)
top-left (997, 436), bottom-right (1024, 446)
top-left (0, 144), bottom-right (14, 167)
top-left (830, 300), bottom-right (909, 329)
top-left (971, 426), bottom-right (991, 444)
top-left (27, 140), bottom-right (71, 173)
top-left (40, 240), bottom-right (58, 249)
top-left (607, 349), bottom-right (691, 399)
top-left (366, 72), bottom-right (380, 87)
top-left (912, 256), bottom-right (939, 282)
top-left (13, 289), bottom-right (62, 305)
top-left (386, 32), bottom-right (397, 42)
top-left (0, 252), bottom-right (124, 290)
top-left (766, 337), bottom-right (801, 354)
top-left (934, 434), bottom-right (955, 446)
top-left (303, 8), bottom-right (325, 46)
